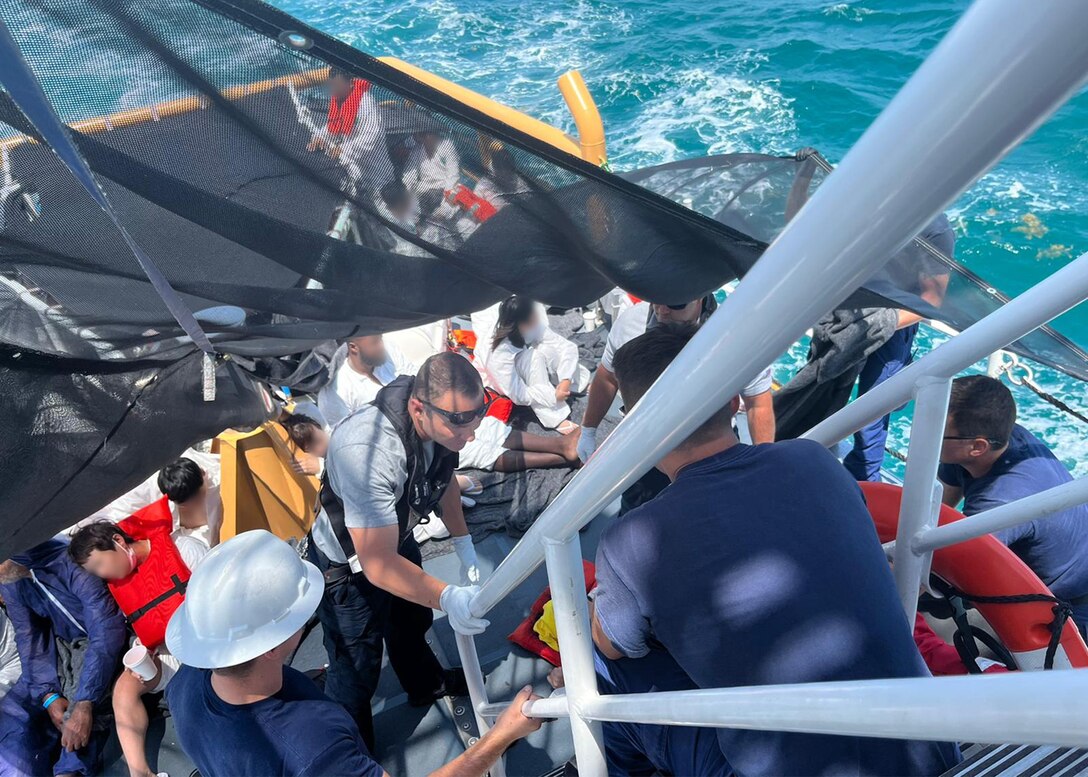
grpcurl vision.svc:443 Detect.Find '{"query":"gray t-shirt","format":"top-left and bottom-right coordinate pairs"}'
top-left (311, 404), bottom-right (433, 564)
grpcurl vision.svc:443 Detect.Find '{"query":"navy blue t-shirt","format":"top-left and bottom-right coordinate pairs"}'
top-left (939, 423), bottom-right (1088, 630)
top-left (166, 664), bottom-right (385, 777)
top-left (594, 439), bottom-right (958, 777)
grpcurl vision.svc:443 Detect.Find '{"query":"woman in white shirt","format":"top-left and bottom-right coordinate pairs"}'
top-left (480, 296), bottom-right (586, 432)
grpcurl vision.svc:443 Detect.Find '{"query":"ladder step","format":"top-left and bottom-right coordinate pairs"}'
top-left (942, 745), bottom-right (1088, 777)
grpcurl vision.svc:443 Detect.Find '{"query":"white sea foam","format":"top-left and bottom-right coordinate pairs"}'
top-left (605, 55), bottom-right (798, 168)
top-left (822, 3), bottom-right (875, 21)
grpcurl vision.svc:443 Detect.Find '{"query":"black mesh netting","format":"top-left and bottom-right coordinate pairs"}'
top-left (0, 0), bottom-right (778, 362)
top-left (623, 153), bottom-right (1088, 381)
top-left (1, 0), bottom-right (1086, 551)
top-left (0, 347), bottom-right (270, 558)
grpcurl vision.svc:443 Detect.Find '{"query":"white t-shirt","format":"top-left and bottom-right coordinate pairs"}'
top-left (78, 449), bottom-right (222, 543)
top-left (402, 137), bottom-right (460, 194)
top-left (600, 301), bottom-right (773, 397)
top-left (317, 342), bottom-right (418, 428)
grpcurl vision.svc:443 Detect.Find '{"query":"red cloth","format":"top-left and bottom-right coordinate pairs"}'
top-left (484, 387), bottom-right (514, 424)
top-left (913, 613), bottom-right (1008, 675)
top-left (326, 78), bottom-right (371, 137)
top-left (108, 498), bottom-right (191, 650)
top-left (508, 561), bottom-right (596, 666)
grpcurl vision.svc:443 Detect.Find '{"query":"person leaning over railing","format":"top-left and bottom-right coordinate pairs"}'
top-left (165, 531), bottom-right (543, 777)
top-left (587, 323), bottom-right (960, 777)
top-left (938, 375), bottom-right (1088, 636)
top-left (305, 353), bottom-right (488, 750)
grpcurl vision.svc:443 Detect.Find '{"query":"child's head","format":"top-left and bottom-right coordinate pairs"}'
top-left (283, 413), bottom-right (329, 458)
top-left (157, 457), bottom-right (206, 505)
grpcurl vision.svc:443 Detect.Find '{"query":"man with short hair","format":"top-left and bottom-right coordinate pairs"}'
top-left (938, 375), bottom-right (1088, 635)
top-left (0, 539), bottom-right (127, 777)
top-left (166, 530), bottom-right (543, 777)
top-left (589, 325), bottom-right (958, 777)
top-left (318, 334), bottom-right (417, 428)
top-left (307, 352), bottom-right (488, 748)
top-left (578, 294), bottom-right (776, 511)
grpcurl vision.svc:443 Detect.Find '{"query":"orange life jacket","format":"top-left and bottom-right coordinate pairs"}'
top-left (446, 184), bottom-right (499, 222)
top-left (108, 498), bottom-right (191, 651)
top-left (326, 78), bottom-right (371, 137)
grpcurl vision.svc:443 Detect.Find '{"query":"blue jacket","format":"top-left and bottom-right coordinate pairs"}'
top-left (0, 539), bottom-right (126, 704)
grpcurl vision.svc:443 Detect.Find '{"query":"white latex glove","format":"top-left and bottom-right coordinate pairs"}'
top-left (451, 534), bottom-right (481, 585)
top-left (440, 584), bottom-right (490, 635)
top-left (577, 426), bottom-right (598, 463)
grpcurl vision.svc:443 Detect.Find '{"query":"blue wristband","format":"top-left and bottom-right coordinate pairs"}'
top-left (42, 693), bottom-right (61, 710)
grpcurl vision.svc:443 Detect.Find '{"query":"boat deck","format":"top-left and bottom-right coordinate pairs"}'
top-left (100, 506), bottom-right (620, 777)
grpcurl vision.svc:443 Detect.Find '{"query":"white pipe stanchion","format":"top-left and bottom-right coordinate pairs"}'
top-left (472, 0), bottom-right (1088, 619)
top-left (454, 632), bottom-right (506, 777)
top-left (543, 535), bottom-right (607, 776)
top-left (913, 476), bottom-right (1088, 554)
top-left (804, 252), bottom-right (1088, 450)
top-left (891, 377), bottom-right (951, 622)
top-left (577, 672), bottom-right (1088, 748)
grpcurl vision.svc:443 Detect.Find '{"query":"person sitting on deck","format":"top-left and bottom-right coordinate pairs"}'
top-left (402, 130), bottom-right (461, 203)
top-left (165, 530), bottom-right (544, 777)
top-left (158, 457), bottom-right (221, 570)
top-left (473, 148), bottom-right (528, 210)
top-left (578, 292), bottom-right (775, 514)
top-left (68, 507), bottom-right (198, 777)
top-left (307, 68), bottom-right (393, 192)
top-left (476, 295), bottom-right (587, 434)
top-left (0, 539), bottom-right (127, 777)
top-left (588, 324), bottom-right (959, 777)
top-left (938, 375), bottom-right (1088, 636)
top-left (318, 334), bottom-right (418, 428)
top-left (374, 180), bottom-right (432, 257)
top-left (386, 321), bottom-right (583, 478)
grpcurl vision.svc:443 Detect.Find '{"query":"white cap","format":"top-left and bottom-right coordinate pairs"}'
top-left (166, 530), bottom-right (324, 669)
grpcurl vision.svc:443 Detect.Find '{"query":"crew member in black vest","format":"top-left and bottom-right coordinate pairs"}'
top-left (306, 352), bottom-right (490, 749)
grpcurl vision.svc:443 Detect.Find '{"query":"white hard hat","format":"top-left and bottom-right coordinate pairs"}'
top-left (166, 530), bottom-right (324, 669)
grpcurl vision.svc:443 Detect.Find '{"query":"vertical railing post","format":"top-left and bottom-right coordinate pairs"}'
top-left (454, 632), bottom-right (506, 777)
top-left (892, 376), bottom-right (952, 623)
top-left (544, 534), bottom-right (607, 776)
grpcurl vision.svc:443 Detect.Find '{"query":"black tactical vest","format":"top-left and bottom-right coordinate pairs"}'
top-left (319, 375), bottom-right (459, 563)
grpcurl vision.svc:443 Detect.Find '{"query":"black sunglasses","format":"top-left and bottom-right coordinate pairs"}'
top-left (422, 396), bottom-right (492, 427)
top-left (943, 435), bottom-right (1006, 446)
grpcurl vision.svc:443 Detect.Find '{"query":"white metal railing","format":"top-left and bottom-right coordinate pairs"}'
top-left (885, 474), bottom-right (1088, 557)
top-left (449, 2), bottom-right (1088, 774)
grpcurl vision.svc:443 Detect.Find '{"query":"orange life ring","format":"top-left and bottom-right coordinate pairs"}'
top-left (859, 481), bottom-right (1088, 670)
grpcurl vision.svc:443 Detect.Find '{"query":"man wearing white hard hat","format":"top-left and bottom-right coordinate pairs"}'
top-left (166, 530), bottom-right (544, 777)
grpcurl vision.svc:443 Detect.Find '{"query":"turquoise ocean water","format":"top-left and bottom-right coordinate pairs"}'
top-left (272, 0), bottom-right (1088, 475)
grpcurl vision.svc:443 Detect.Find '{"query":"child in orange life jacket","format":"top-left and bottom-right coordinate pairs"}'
top-left (68, 502), bottom-right (197, 777)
